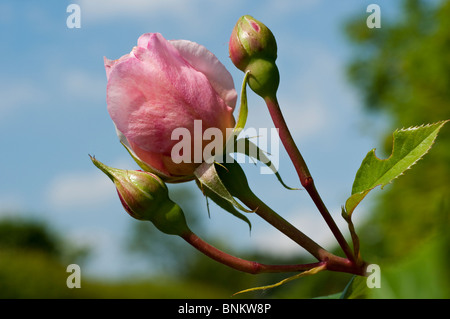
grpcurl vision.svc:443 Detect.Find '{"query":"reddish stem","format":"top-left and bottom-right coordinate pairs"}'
top-left (237, 191), bottom-right (366, 276)
top-left (264, 96), bottom-right (355, 263)
top-left (181, 231), bottom-right (325, 275)
top-left (239, 190), bottom-right (328, 261)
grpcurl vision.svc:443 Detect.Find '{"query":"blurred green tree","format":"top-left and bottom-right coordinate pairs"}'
top-left (0, 216), bottom-right (238, 298)
top-left (0, 217), bottom-right (90, 298)
top-left (344, 0), bottom-right (450, 297)
top-left (0, 218), bottom-right (60, 257)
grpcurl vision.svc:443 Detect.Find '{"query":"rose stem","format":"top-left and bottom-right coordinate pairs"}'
top-left (181, 230), bottom-right (325, 274)
top-left (264, 96), bottom-right (355, 263)
top-left (236, 190), bottom-right (364, 275)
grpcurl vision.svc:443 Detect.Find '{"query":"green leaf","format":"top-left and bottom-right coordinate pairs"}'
top-left (340, 275), bottom-right (371, 299)
top-left (344, 120), bottom-right (448, 217)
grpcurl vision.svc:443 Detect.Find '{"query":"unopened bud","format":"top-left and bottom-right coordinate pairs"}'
top-left (229, 15), bottom-right (277, 69)
top-left (91, 156), bottom-right (189, 236)
top-left (229, 15), bottom-right (279, 99)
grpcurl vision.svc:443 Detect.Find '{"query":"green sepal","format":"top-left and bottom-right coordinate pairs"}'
top-left (233, 264), bottom-right (326, 296)
top-left (226, 71), bottom-right (294, 191)
top-left (207, 71), bottom-right (249, 164)
top-left (194, 161), bottom-right (253, 230)
top-left (195, 178), bottom-right (252, 231)
top-left (193, 72), bottom-right (256, 228)
top-left (233, 71), bottom-right (250, 137)
top-left (233, 136), bottom-right (298, 191)
top-left (120, 140), bottom-right (193, 184)
top-left (195, 161), bottom-right (252, 213)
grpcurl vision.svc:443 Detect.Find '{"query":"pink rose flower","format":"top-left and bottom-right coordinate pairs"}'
top-left (105, 33), bottom-right (237, 182)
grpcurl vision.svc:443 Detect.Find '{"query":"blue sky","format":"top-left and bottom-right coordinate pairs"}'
top-left (0, 1), bottom-right (398, 278)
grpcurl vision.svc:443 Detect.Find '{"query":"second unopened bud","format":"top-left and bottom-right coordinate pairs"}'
top-left (91, 156), bottom-right (190, 236)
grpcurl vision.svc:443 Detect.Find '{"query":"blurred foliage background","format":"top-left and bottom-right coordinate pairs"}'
top-left (343, 0), bottom-right (450, 298)
top-left (1, 0), bottom-right (449, 298)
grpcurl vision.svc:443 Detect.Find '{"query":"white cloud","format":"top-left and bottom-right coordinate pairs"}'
top-left (46, 156), bottom-right (137, 209)
top-left (46, 170), bottom-right (113, 209)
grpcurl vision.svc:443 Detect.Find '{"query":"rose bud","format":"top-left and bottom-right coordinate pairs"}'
top-left (91, 156), bottom-right (190, 236)
top-left (229, 15), bottom-right (279, 99)
top-left (104, 33), bottom-right (237, 183)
